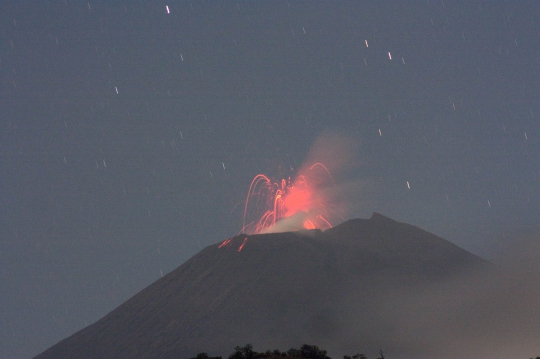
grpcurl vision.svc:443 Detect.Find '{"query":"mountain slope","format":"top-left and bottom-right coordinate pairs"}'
top-left (34, 213), bottom-right (494, 359)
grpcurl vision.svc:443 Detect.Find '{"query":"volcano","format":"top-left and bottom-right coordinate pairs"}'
top-left (34, 213), bottom-right (501, 359)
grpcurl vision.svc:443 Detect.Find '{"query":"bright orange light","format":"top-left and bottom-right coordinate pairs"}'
top-left (242, 162), bottom-right (337, 234)
top-left (218, 238), bottom-right (232, 248)
top-left (237, 237), bottom-right (248, 252)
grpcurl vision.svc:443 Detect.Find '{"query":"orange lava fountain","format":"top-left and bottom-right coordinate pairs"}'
top-left (241, 163), bottom-right (336, 234)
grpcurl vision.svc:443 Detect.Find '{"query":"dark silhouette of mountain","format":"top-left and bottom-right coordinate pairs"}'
top-left (33, 213), bottom-right (497, 359)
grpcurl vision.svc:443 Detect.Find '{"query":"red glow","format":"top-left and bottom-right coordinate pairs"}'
top-left (237, 237), bottom-right (248, 252)
top-left (218, 238), bottom-right (232, 248)
top-left (242, 163), bottom-right (337, 234)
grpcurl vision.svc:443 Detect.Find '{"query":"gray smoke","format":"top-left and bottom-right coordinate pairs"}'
top-left (332, 232), bottom-right (540, 359)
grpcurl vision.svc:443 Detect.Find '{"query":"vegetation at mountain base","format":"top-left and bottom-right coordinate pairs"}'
top-left (190, 344), bottom-right (383, 359)
top-left (191, 344), bottom-right (540, 359)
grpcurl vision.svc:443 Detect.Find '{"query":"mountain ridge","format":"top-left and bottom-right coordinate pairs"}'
top-left (34, 213), bottom-right (494, 359)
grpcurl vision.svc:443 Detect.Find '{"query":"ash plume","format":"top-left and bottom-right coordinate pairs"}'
top-left (253, 132), bottom-right (364, 234)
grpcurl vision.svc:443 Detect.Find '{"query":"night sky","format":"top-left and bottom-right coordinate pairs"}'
top-left (1, 2), bottom-right (540, 358)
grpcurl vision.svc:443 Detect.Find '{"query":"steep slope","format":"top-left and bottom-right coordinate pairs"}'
top-left (34, 213), bottom-right (492, 359)
top-left (326, 213), bottom-right (487, 278)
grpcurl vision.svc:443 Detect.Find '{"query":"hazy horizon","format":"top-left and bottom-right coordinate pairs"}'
top-left (2, 2), bottom-right (539, 358)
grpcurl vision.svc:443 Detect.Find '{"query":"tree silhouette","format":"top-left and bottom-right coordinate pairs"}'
top-left (191, 353), bottom-right (222, 359)
top-left (298, 344), bottom-right (331, 359)
top-left (228, 344), bottom-right (255, 359)
top-left (194, 343), bottom-right (540, 359)
top-left (344, 353), bottom-right (367, 359)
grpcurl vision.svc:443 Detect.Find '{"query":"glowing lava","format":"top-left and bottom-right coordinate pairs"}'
top-left (218, 238), bottom-right (232, 248)
top-left (242, 163), bottom-right (337, 234)
top-left (237, 237), bottom-right (248, 252)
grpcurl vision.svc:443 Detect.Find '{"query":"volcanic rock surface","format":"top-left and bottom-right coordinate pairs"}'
top-left (34, 213), bottom-right (494, 359)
